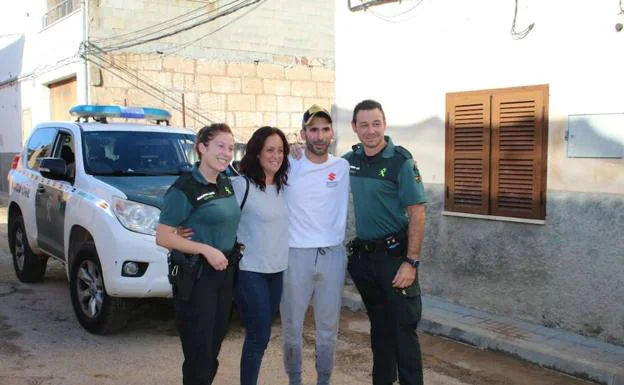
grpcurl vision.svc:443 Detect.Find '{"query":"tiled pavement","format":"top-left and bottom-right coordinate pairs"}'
top-left (343, 285), bottom-right (624, 385)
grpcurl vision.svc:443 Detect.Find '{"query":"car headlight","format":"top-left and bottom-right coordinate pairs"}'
top-left (112, 197), bottom-right (160, 236)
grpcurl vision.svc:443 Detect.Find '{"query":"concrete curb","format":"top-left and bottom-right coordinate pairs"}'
top-left (342, 286), bottom-right (624, 385)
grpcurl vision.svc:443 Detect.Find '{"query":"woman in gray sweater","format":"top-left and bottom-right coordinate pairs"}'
top-left (231, 126), bottom-right (290, 385)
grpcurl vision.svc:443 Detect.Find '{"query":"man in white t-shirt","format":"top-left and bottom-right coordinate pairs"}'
top-left (281, 105), bottom-right (350, 385)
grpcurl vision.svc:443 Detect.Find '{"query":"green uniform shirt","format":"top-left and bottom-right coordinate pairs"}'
top-left (343, 136), bottom-right (427, 241)
top-left (159, 164), bottom-right (241, 253)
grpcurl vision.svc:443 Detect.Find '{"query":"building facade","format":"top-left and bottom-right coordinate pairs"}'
top-left (0, 0), bottom-right (336, 190)
top-left (335, 0), bottom-right (624, 345)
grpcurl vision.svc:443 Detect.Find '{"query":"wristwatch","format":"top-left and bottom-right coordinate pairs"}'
top-left (403, 257), bottom-right (420, 268)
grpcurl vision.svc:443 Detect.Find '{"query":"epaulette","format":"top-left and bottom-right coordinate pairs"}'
top-left (351, 143), bottom-right (364, 154)
top-left (172, 172), bottom-right (210, 209)
top-left (172, 172), bottom-right (194, 189)
top-left (394, 145), bottom-right (413, 160)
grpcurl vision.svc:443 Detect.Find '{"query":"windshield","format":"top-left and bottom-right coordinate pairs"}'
top-left (83, 131), bottom-right (197, 176)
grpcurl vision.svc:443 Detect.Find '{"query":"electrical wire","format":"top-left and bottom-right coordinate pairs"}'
top-left (94, 0), bottom-right (243, 50)
top-left (91, 3), bottom-right (209, 44)
top-left (510, 0), bottom-right (534, 40)
top-left (86, 49), bottom-right (210, 121)
top-left (116, 0), bottom-right (267, 63)
top-left (92, 0), bottom-right (243, 51)
top-left (161, 0), bottom-right (266, 56)
top-left (93, 0), bottom-right (261, 53)
top-left (367, 0), bottom-right (424, 23)
top-left (80, 0), bottom-right (265, 139)
top-left (84, 43), bottom-right (245, 140)
top-left (0, 55), bottom-right (82, 89)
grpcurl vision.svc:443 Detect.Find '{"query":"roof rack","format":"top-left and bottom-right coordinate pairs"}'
top-left (69, 105), bottom-right (171, 125)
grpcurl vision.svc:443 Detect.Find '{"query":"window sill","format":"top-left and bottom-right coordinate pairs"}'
top-left (442, 211), bottom-right (546, 225)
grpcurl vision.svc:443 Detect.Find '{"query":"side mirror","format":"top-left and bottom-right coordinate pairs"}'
top-left (39, 157), bottom-right (69, 181)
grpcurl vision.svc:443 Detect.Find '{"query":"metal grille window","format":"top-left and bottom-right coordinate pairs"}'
top-left (445, 85), bottom-right (549, 220)
top-left (42, 0), bottom-right (81, 28)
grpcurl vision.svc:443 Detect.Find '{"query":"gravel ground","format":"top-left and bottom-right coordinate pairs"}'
top-left (0, 205), bottom-right (595, 385)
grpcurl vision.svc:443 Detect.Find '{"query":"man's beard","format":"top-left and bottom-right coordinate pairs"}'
top-left (306, 140), bottom-right (330, 156)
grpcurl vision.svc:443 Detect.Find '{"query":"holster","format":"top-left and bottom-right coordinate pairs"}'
top-left (227, 241), bottom-right (245, 263)
top-left (347, 229), bottom-right (407, 259)
top-left (346, 238), bottom-right (362, 260)
top-left (228, 241), bottom-right (245, 287)
top-left (168, 249), bottom-right (202, 301)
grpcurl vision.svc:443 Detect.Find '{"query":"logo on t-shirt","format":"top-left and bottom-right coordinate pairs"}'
top-left (326, 172), bottom-right (337, 187)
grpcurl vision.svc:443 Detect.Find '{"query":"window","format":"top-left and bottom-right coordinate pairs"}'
top-left (83, 131), bottom-right (197, 175)
top-left (53, 131), bottom-right (76, 179)
top-left (26, 128), bottom-right (58, 170)
top-left (445, 85), bottom-right (549, 220)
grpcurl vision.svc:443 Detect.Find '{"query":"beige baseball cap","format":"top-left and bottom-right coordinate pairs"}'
top-left (302, 104), bottom-right (332, 128)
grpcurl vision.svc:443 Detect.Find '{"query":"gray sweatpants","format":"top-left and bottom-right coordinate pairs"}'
top-left (280, 245), bottom-right (347, 385)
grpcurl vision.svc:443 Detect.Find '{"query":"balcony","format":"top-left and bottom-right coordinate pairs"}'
top-left (42, 0), bottom-right (81, 28)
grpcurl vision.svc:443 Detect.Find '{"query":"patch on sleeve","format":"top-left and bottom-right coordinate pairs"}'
top-left (414, 166), bottom-right (422, 183)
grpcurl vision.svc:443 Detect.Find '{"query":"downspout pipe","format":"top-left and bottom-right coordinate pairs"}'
top-left (82, 0), bottom-right (89, 104)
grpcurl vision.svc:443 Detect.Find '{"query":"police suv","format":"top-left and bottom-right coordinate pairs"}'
top-left (7, 105), bottom-right (197, 334)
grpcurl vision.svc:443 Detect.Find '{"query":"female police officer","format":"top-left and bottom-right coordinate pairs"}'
top-left (156, 123), bottom-right (241, 385)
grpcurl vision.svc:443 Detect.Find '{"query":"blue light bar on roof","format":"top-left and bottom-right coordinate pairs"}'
top-left (69, 105), bottom-right (171, 121)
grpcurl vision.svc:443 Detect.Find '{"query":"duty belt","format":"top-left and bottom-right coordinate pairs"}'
top-left (358, 238), bottom-right (385, 253)
top-left (353, 229), bottom-right (407, 253)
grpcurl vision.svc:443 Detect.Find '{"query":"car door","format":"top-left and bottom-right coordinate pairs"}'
top-left (35, 130), bottom-right (75, 259)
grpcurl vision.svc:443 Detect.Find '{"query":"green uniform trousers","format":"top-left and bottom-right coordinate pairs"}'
top-left (347, 246), bottom-right (423, 385)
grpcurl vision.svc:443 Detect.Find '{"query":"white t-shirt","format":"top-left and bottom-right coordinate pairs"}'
top-left (232, 177), bottom-right (289, 273)
top-left (285, 152), bottom-right (350, 248)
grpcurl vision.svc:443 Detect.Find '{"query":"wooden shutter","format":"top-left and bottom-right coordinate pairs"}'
top-left (490, 87), bottom-right (548, 219)
top-left (445, 93), bottom-right (491, 214)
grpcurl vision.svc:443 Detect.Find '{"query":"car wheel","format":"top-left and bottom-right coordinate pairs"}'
top-left (10, 214), bottom-right (48, 283)
top-left (69, 244), bottom-right (129, 334)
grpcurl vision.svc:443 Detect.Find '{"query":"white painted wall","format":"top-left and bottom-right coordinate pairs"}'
top-left (0, 1), bottom-right (86, 149)
top-left (0, 1), bottom-right (33, 37)
top-left (335, 0), bottom-right (624, 194)
top-left (0, 85), bottom-right (22, 152)
top-left (0, 34), bottom-right (24, 82)
top-left (0, 34), bottom-right (25, 153)
top-left (23, 10), bottom-right (85, 127)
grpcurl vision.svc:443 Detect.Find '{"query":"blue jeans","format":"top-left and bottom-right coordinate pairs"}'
top-left (235, 270), bottom-right (283, 385)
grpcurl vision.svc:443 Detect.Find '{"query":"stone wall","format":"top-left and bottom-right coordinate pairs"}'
top-left (91, 54), bottom-right (335, 140)
top-left (89, 0), bottom-right (334, 62)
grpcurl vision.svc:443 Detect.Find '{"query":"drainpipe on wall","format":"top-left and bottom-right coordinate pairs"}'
top-left (82, 0), bottom-right (89, 104)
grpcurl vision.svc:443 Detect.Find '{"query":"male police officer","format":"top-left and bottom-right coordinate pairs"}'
top-left (343, 100), bottom-right (426, 385)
